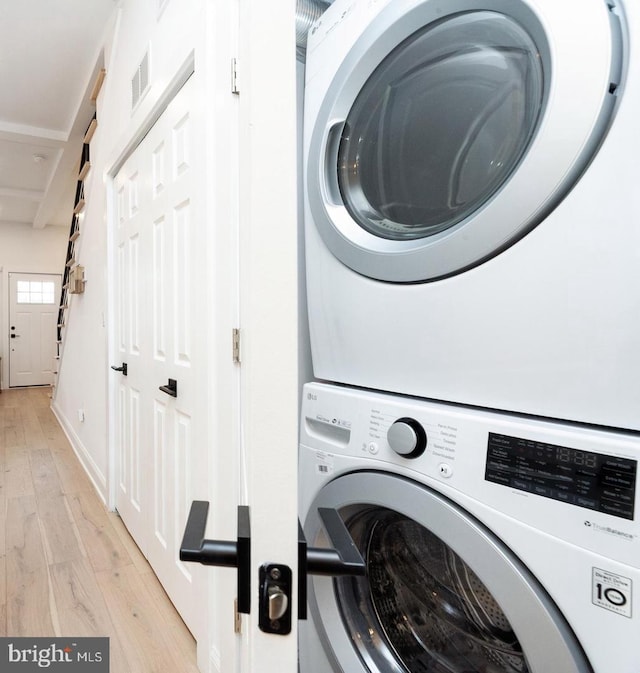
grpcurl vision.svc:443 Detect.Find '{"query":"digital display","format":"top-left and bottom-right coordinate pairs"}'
top-left (485, 433), bottom-right (637, 520)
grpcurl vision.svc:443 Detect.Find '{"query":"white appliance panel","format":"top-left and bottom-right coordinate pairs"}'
top-left (299, 383), bottom-right (640, 673)
top-left (303, 0), bottom-right (639, 429)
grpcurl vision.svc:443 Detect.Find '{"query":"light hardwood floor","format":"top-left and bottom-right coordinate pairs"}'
top-left (0, 386), bottom-right (200, 672)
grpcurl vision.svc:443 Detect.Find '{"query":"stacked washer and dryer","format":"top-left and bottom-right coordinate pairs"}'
top-left (299, 1), bottom-right (640, 672)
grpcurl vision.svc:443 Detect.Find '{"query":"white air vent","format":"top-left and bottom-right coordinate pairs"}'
top-left (131, 50), bottom-right (151, 111)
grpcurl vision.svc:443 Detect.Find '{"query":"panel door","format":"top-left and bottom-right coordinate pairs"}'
top-left (8, 272), bottom-right (61, 387)
top-left (113, 74), bottom-right (206, 641)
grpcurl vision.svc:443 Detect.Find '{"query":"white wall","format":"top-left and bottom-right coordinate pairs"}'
top-left (53, 0), bottom-right (204, 499)
top-left (0, 223), bottom-right (68, 389)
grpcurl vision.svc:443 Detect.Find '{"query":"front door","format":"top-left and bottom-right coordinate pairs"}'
top-left (8, 272), bottom-right (61, 387)
top-left (112, 73), bottom-right (207, 643)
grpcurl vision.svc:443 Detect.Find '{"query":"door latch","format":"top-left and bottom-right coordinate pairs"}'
top-left (110, 362), bottom-right (128, 376)
top-left (259, 564), bottom-right (292, 635)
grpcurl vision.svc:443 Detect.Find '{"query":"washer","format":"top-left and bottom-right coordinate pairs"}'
top-left (303, 0), bottom-right (640, 430)
top-left (299, 382), bottom-right (640, 673)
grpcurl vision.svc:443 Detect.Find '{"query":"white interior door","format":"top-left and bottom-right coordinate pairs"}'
top-left (112, 73), bottom-right (207, 644)
top-left (185, 1), bottom-right (300, 671)
top-left (8, 272), bottom-right (61, 387)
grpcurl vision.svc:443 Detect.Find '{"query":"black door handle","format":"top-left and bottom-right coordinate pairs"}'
top-left (159, 378), bottom-right (177, 397)
top-left (298, 508), bottom-right (366, 620)
top-left (110, 363), bottom-right (128, 376)
top-left (180, 501), bottom-right (251, 614)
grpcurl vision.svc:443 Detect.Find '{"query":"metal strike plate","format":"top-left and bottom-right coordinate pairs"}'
top-left (259, 564), bottom-right (292, 635)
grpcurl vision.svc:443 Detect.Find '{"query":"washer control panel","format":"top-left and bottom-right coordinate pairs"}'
top-left (485, 432), bottom-right (636, 520)
top-left (300, 382), bottom-right (639, 564)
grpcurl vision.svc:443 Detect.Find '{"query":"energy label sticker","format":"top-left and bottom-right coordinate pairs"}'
top-left (315, 451), bottom-right (334, 476)
top-left (592, 567), bottom-right (632, 618)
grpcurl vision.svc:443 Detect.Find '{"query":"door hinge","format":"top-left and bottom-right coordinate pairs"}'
top-left (231, 58), bottom-right (240, 95)
top-left (232, 328), bottom-right (241, 364)
top-left (234, 598), bottom-right (242, 634)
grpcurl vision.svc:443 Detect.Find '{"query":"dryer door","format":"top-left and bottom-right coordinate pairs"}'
top-left (305, 0), bottom-right (622, 282)
top-left (303, 472), bottom-right (592, 673)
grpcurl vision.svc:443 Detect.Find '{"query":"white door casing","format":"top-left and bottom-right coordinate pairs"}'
top-left (112, 74), bottom-right (207, 643)
top-left (8, 272), bottom-right (61, 388)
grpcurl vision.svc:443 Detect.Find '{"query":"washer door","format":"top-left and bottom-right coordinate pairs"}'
top-left (304, 472), bottom-right (592, 673)
top-left (306, 0), bottom-right (622, 282)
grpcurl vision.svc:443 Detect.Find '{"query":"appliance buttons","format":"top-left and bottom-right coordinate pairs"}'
top-left (438, 463), bottom-right (453, 478)
top-left (368, 442), bottom-right (379, 455)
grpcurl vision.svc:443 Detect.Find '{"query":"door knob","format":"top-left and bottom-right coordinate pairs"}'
top-left (159, 378), bottom-right (177, 397)
top-left (110, 363), bottom-right (128, 376)
top-left (298, 508), bottom-right (366, 620)
top-left (180, 501), bottom-right (251, 614)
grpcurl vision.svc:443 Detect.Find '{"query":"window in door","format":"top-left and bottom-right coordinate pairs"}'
top-left (16, 280), bottom-right (57, 304)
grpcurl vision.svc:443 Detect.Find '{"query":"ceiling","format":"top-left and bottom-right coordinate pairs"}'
top-left (0, 0), bottom-right (117, 230)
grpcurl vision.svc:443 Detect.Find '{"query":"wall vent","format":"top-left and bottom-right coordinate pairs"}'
top-left (131, 50), bottom-right (151, 111)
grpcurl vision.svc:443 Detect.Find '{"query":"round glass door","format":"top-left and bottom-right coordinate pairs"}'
top-left (305, 0), bottom-right (621, 282)
top-left (337, 12), bottom-right (544, 242)
top-left (337, 508), bottom-right (528, 672)
top-left (303, 472), bottom-right (592, 673)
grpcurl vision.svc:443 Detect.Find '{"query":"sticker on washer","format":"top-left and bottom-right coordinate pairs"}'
top-left (592, 567), bottom-right (632, 618)
top-left (315, 451), bottom-right (335, 476)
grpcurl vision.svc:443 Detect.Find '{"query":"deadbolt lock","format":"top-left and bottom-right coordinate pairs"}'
top-left (259, 564), bottom-right (292, 635)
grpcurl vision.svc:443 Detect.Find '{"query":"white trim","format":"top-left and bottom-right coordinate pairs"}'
top-left (106, 51), bottom-right (195, 179)
top-left (209, 645), bottom-right (221, 673)
top-left (51, 400), bottom-right (108, 503)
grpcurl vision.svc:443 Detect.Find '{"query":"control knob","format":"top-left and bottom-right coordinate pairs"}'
top-left (387, 417), bottom-right (427, 458)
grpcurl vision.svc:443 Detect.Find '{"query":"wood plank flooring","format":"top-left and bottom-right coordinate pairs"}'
top-left (0, 387), bottom-right (200, 672)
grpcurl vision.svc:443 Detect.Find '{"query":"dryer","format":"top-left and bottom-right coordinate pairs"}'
top-left (303, 0), bottom-right (640, 429)
top-left (299, 382), bottom-right (640, 673)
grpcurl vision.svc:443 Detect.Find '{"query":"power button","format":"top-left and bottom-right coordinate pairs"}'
top-left (438, 463), bottom-right (453, 479)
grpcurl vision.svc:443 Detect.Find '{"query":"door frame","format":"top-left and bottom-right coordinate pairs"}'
top-left (7, 271), bottom-right (62, 388)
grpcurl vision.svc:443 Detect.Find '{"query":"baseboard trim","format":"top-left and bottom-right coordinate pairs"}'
top-left (51, 401), bottom-right (108, 503)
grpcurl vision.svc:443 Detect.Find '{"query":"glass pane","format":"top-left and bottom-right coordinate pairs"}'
top-left (15, 279), bottom-right (56, 303)
top-left (338, 12), bottom-right (544, 240)
top-left (336, 508), bottom-right (529, 672)
top-left (42, 282), bottom-right (55, 304)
